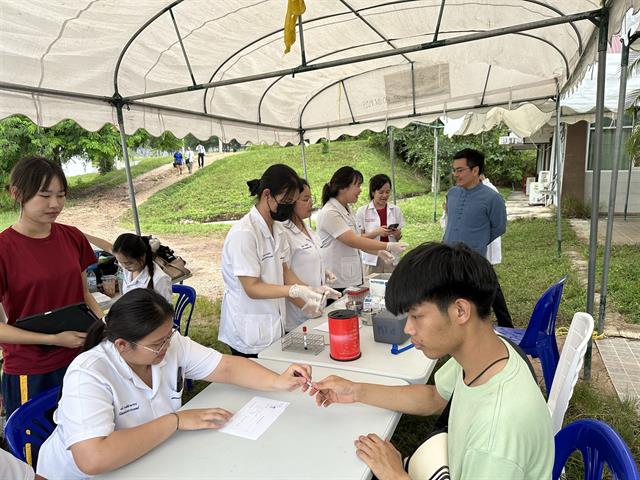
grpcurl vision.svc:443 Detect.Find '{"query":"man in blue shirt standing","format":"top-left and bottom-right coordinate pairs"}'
top-left (443, 148), bottom-right (513, 327)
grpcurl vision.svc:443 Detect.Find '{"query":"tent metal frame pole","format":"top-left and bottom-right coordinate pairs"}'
top-left (121, 9), bottom-right (602, 103)
top-left (411, 63), bottom-right (417, 116)
top-left (433, 0), bottom-right (446, 42)
top-left (341, 81), bottom-right (357, 123)
top-left (297, 14), bottom-right (307, 66)
top-left (433, 125), bottom-right (439, 223)
top-left (338, 0), bottom-right (412, 63)
top-left (623, 104), bottom-right (636, 221)
top-left (115, 103), bottom-right (141, 235)
top-left (584, 10), bottom-right (608, 381)
top-left (622, 30), bottom-right (639, 221)
top-left (553, 91), bottom-right (563, 257)
top-left (597, 38), bottom-right (630, 335)
top-left (169, 8), bottom-right (197, 86)
top-left (0, 81), bottom-right (112, 102)
top-left (300, 131), bottom-right (312, 227)
top-left (300, 131), bottom-right (308, 180)
top-left (480, 65), bottom-right (492, 105)
top-left (389, 126), bottom-right (397, 205)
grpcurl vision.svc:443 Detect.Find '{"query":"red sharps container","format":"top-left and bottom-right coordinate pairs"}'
top-left (328, 309), bottom-right (361, 361)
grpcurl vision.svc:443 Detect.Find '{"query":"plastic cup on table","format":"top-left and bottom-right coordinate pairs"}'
top-left (102, 275), bottom-right (117, 297)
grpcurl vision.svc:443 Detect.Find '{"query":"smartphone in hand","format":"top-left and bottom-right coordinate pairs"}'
top-left (387, 223), bottom-right (399, 230)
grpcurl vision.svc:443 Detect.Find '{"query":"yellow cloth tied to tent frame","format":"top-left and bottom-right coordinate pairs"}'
top-left (284, 0), bottom-right (306, 54)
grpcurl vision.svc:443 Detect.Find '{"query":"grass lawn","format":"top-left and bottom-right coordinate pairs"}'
top-left (497, 218), bottom-right (586, 328)
top-left (66, 156), bottom-right (170, 199)
top-left (0, 210), bottom-right (17, 231)
top-left (591, 244), bottom-right (640, 324)
top-left (132, 141), bottom-right (427, 231)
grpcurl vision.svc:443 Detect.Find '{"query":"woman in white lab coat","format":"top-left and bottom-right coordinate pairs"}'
top-left (37, 289), bottom-right (311, 480)
top-left (282, 179), bottom-right (336, 330)
top-left (316, 167), bottom-right (408, 291)
top-left (219, 164), bottom-right (339, 357)
top-left (355, 174), bottom-right (405, 276)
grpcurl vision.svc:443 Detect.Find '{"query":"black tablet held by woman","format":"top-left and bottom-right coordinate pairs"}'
top-left (14, 303), bottom-right (100, 334)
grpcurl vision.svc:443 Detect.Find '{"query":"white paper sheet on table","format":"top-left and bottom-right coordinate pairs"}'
top-left (313, 321), bottom-right (362, 333)
top-left (218, 396), bottom-right (289, 440)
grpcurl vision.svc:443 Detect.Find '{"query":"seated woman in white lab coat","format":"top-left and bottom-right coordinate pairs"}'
top-left (316, 167), bottom-right (408, 291)
top-left (37, 289), bottom-right (312, 480)
top-left (282, 179), bottom-right (336, 330)
top-left (219, 164), bottom-right (339, 358)
top-left (355, 174), bottom-right (405, 276)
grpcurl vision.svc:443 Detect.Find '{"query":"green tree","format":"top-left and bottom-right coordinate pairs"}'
top-left (0, 116), bottom-right (41, 180)
top-left (148, 131), bottom-right (182, 153)
top-left (126, 128), bottom-right (152, 150)
top-left (386, 124), bottom-right (536, 189)
top-left (0, 116), bottom-right (121, 176)
top-left (183, 133), bottom-right (220, 151)
top-left (77, 124), bottom-right (121, 174)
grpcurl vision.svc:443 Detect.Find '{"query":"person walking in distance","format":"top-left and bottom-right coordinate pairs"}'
top-left (185, 147), bottom-right (194, 174)
top-left (196, 143), bottom-right (206, 169)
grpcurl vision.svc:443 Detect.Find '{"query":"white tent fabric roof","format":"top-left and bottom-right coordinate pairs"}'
top-left (560, 49), bottom-right (640, 122)
top-left (1, 1), bottom-right (639, 144)
top-left (442, 47), bottom-right (640, 138)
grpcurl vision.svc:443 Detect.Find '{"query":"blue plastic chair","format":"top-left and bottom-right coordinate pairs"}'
top-left (553, 419), bottom-right (639, 480)
top-left (172, 284), bottom-right (196, 337)
top-left (495, 275), bottom-right (567, 393)
top-left (4, 386), bottom-right (60, 467)
top-left (172, 284), bottom-right (196, 390)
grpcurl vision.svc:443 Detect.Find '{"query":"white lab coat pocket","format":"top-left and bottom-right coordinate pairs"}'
top-left (340, 257), bottom-right (361, 285)
top-left (242, 313), bottom-right (281, 350)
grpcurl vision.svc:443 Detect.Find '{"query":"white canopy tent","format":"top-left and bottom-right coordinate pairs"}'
top-left (1, 0), bottom-right (640, 376)
top-left (0, 1), bottom-right (637, 143)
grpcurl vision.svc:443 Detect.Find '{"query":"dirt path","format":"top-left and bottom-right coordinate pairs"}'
top-left (57, 153), bottom-right (236, 301)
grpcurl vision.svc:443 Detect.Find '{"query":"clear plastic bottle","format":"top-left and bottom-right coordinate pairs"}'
top-left (116, 267), bottom-right (124, 294)
top-left (87, 270), bottom-right (97, 293)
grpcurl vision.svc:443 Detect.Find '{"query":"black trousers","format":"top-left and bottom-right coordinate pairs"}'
top-left (229, 346), bottom-right (258, 358)
top-left (198, 152), bottom-right (205, 168)
top-left (493, 282), bottom-right (514, 328)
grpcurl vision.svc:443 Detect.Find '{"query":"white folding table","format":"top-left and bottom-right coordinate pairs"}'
top-left (97, 359), bottom-right (406, 480)
top-left (259, 300), bottom-right (437, 384)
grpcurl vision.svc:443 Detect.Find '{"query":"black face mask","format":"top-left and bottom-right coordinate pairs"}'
top-left (269, 199), bottom-right (295, 222)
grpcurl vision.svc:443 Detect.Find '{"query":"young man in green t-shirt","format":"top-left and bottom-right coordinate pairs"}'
top-left (311, 242), bottom-right (553, 480)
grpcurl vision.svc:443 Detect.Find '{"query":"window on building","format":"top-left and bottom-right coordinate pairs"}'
top-left (587, 113), bottom-right (636, 170)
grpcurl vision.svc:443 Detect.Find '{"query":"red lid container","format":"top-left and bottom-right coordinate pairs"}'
top-left (328, 309), bottom-right (361, 361)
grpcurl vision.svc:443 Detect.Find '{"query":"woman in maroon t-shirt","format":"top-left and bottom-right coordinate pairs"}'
top-left (0, 156), bottom-right (102, 417)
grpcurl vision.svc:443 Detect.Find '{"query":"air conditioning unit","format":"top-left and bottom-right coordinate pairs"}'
top-left (538, 170), bottom-right (551, 188)
top-left (525, 177), bottom-right (536, 195)
top-left (529, 182), bottom-right (546, 205)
